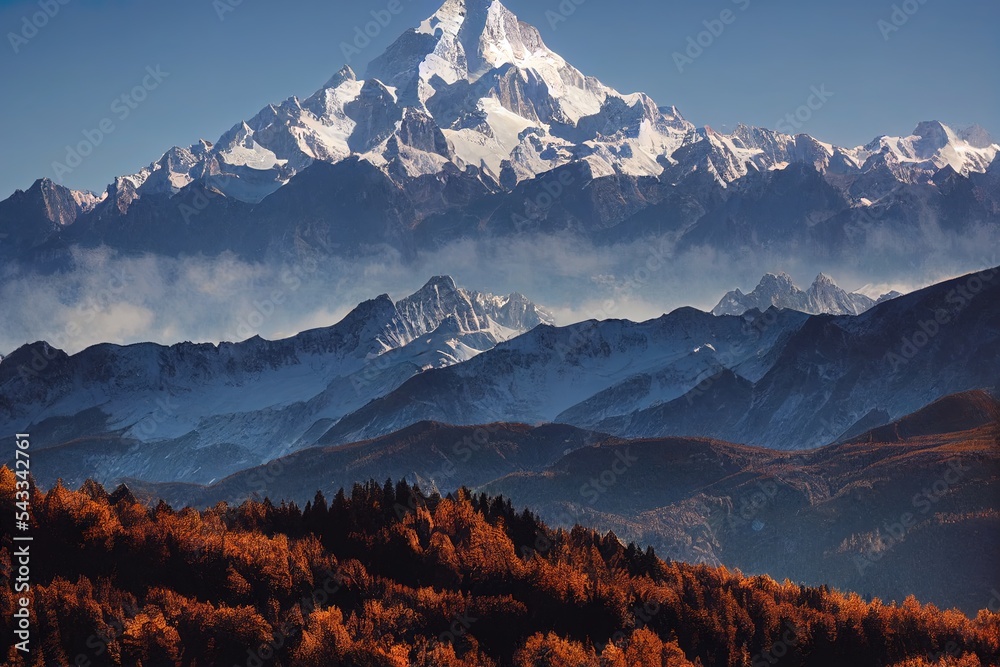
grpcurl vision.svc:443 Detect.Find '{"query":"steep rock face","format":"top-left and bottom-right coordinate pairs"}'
top-left (0, 179), bottom-right (102, 251)
top-left (394, 108), bottom-right (452, 156)
top-left (344, 79), bottom-right (405, 154)
top-left (712, 272), bottom-right (897, 316)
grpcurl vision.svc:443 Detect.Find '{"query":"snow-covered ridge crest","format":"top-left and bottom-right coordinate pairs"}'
top-left (854, 120), bottom-right (999, 179)
top-left (0, 275), bottom-right (552, 484)
top-left (385, 274), bottom-right (555, 352)
top-left (414, 0), bottom-right (555, 83)
top-left (712, 272), bottom-right (903, 316)
top-left (74, 0), bottom-right (997, 210)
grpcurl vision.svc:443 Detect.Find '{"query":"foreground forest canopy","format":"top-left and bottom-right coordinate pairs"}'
top-left (1, 471), bottom-right (998, 667)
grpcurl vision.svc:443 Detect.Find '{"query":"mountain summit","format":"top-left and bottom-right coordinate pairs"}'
top-left (367, 0), bottom-right (604, 116)
top-left (0, 275), bottom-right (552, 485)
top-left (0, 0), bottom-right (997, 288)
top-left (712, 272), bottom-right (901, 316)
top-left (19, 0), bottom-right (990, 212)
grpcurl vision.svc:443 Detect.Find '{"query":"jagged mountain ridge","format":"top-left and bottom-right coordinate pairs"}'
top-left (3, 267), bottom-right (997, 489)
top-left (0, 276), bottom-right (552, 484)
top-left (317, 267), bottom-right (1000, 449)
top-left (73, 11), bottom-right (1000, 208)
top-left (712, 272), bottom-right (903, 316)
top-left (1, 0), bottom-right (997, 274)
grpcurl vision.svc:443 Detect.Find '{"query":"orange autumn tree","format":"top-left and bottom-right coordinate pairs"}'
top-left (0, 471), bottom-right (997, 667)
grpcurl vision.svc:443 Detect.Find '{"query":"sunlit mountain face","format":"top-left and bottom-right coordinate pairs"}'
top-left (1, 0), bottom-right (998, 358)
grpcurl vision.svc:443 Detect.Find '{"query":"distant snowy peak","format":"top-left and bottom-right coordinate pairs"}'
top-left (857, 121), bottom-right (999, 180)
top-left (94, 0), bottom-right (691, 204)
top-left (712, 272), bottom-right (900, 316)
top-left (712, 273), bottom-right (797, 316)
top-left (89, 0), bottom-right (997, 210)
top-left (876, 290), bottom-right (905, 305)
top-left (0, 274), bottom-right (552, 477)
top-left (373, 0), bottom-right (608, 117)
top-left (390, 275), bottom-right (553, 351)
top-left (805, 273), bottom-right (876, 316)
top-left (4, 178), bottom-right (106, 227)
top-left (317, 274), bottom-right (554, 359)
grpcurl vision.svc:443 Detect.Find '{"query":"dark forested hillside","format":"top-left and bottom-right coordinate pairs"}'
top-left (115, 391), bottom-right (1000, 616)
top-left (2, 472), bottom-right (998, 666)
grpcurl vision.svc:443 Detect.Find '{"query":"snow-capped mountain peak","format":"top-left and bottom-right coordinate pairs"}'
top-left (96, 0), bottom-right (682, 203)
top-left (415, 0), bottom-right (532, 78)
top-left (762, 271), bottom-right (797, 290)
top-left (323, 64), bottom-right (357, 91)
top-left (712, 272), bottom-right (901, 316)
top-left (857, 121), bottom-right (999, 180)
top-left (367, 0), bottom-right (613, 130)
top-left (0, 275), bottom-right (552, 483)
top-left (813, 273), bottom-right (836, 286)
top-left (30, 0), bottom-right (998, 220)
top-left (711, 273), bottom-right (800, 315)
top-left (394, 275), bottom-right (554, 343)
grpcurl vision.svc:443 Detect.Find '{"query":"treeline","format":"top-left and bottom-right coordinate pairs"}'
top-left (1, 469), bottom-right (998, 666)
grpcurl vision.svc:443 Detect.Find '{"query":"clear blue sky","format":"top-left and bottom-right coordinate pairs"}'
top-left (1, 0), bottom-right (997, 196)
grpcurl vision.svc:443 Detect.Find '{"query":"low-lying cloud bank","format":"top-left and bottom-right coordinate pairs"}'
top-left (0, 233), bottom-right (995, 356)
